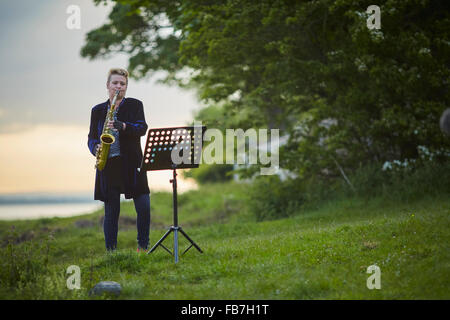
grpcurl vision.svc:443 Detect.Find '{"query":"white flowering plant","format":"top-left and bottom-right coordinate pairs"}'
top-left (382, 145), bottom-right (450, 173)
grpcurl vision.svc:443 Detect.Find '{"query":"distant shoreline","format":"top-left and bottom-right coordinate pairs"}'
top-left (0, 191), bottom-right (93, 204)
top-left (0, 202), bottom-right (102, 221)
top-left (0, 187), bottom-right (188, 220)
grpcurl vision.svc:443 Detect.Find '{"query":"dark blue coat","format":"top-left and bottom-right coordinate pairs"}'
top-left (88, 97), bottom-right (150, 202)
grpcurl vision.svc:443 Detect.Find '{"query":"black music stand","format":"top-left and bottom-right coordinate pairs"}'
top-left (140, 125), bottom-right (206, 263)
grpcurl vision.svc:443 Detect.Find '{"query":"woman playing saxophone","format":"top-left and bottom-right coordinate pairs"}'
top-left (88, 68), bottom-right (151, 252)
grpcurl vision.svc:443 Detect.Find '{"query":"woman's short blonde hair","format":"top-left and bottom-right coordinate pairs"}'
top-left (107, 68), bottom-right (129, 84)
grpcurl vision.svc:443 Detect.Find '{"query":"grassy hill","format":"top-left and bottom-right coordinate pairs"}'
top-left (0, 181), bottom-right (449, 299)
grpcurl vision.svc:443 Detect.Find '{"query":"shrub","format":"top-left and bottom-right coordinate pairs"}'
top-left (0, 228), bottom-right (51, 288)
top-left (246, 155), bottom-right (450, 221)
top-left (184, 164), bottom-right (234, 184)
top-left (335, 158), bottom-right (450, 202)
top-left (247, 175), bottom-right (304, 221)
top-left (0, 228), bottom-right (77, 299)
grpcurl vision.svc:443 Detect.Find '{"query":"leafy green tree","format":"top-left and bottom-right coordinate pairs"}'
top-left (82, 0), bottom-right (450, 182)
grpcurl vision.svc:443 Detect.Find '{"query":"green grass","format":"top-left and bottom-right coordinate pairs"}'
top-left (0, 182), bottom-right (449, 300)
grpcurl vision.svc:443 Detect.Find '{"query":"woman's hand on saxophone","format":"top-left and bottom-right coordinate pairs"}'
top-left (106, 120), bottom-right (126, 131)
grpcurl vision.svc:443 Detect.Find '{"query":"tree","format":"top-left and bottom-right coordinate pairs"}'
top-left (81, 0), bottom-right (450, 181)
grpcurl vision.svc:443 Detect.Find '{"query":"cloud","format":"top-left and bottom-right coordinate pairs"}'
top-left (0, 1), bottom-right (200, 134)
top-left (0, 1), bottom-right (201, 194)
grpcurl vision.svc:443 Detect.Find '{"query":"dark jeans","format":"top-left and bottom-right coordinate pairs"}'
top-left (103, 186), bottom-right (150, 251)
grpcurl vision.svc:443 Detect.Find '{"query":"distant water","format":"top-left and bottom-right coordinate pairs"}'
top-left (0, 192), bottom-right (103, 220)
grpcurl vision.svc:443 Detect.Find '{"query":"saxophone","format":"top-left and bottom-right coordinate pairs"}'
top-left (95, 90), bottom-right (120, 171)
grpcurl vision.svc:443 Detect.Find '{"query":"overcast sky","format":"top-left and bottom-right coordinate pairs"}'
top-left (0, 0), bottom-right (201, 194)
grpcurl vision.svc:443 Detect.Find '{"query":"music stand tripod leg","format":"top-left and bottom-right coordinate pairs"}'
top-left (179, 227), bottom-right (203, 253)
top-left (148, 227), bottom-right (173, 254)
